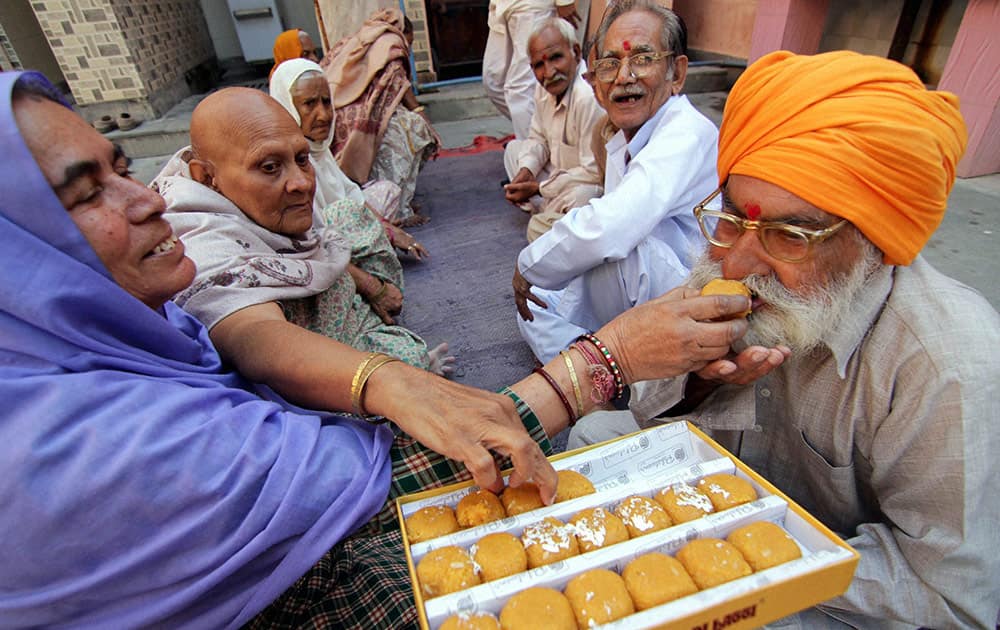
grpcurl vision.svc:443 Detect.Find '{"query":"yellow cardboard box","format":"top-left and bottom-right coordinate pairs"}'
top-left (397, 421), bottom-right (858, 629)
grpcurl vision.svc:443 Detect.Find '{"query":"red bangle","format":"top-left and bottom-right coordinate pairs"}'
top-left (533, 366), bottom-right (577, 427)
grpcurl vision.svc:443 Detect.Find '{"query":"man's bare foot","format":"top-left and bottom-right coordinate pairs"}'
top-left (428, 342), bottom-right (456, 377)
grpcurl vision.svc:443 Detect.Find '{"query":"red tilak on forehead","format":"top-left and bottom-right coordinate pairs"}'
top-left (622, 40), bottom-right (631, 51)
top-left (746, 202), bottom-right (761, 220)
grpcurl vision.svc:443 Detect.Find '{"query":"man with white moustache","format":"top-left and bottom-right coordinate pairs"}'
top-left (512, 0), bottom-right (718, 363)
top-left (502, 17), bottom-right (605, 241)
top-left (484, 0), bottom-right (580, 140)
top-left (569, 50), bottom-right (1000, 629)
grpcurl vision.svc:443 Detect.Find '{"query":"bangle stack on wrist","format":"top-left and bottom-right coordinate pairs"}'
top-left (350, 351), bottom-right (401, 417)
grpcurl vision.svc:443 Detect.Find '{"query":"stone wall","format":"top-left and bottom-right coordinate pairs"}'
top-left (30, 0), bottom-right (214, 117)
top-left (0, 22), bottom-right (22, 71)
top-left (1, 0), bottom-right (67, 84)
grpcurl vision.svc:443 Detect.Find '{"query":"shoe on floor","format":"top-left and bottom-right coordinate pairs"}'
top-left (93, 114), bottom-right (116, 133)
top-left (117, 112), bottom-right (141, 131)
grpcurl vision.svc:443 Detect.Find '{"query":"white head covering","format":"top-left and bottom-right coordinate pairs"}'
top-left (269, 58), bottom-right (366, 211)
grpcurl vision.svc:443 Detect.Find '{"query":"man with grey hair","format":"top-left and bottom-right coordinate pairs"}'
top-left (513, 0), bottom-right (718, 363)
top-left (484, 0), bottom-right (580, 140)
top-left (502, 17), bottom-right (605, 241)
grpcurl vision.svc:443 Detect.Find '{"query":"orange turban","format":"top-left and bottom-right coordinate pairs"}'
top-left (270, 30), bottom-right (303, 79)
top-left (717, 51), bottom-right (967, 266)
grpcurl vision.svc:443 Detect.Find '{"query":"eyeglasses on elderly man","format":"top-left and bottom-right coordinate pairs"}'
top-left (591, 51), bottom-right (675, 83)
top-left (693, 185), bottom-right (848, 263)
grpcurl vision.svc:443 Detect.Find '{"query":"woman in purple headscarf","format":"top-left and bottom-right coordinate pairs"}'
top-left (0, 70), bottom-right (404, 628)
top-left (0, 71), bottom-right (749, 627)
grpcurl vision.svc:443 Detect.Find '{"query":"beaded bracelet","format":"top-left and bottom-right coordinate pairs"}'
top-left (533, 366), bottom-right (577, 427)
top-left (578, 333), bottom-right (624, 399)
top-left (571, 342), bottom-right (616, 404)
top-left (559, 350), bottom-right (585, 419)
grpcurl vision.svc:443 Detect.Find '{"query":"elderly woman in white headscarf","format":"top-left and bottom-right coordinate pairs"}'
top-left (269, 58), bottom-right (428, 260)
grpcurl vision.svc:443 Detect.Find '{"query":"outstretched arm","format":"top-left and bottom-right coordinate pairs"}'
top-left (210, 302), bottom-right (558, 498)
top-left (512, 288), bottom-right (752, 440)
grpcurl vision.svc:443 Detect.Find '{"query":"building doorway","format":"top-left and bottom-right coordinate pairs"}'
top-left (425, 0), bottom-right (490, 81)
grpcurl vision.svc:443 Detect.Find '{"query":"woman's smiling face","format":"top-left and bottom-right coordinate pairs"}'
top-left (14, 95), bottom-right (196, 310)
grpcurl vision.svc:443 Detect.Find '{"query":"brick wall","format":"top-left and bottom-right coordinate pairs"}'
top-left (30, 0), bottom-right (214, 116)
top-left (0, 22), bottom-right (23, 71)
top-left (402, 0), bottom-right (435, 81)
top-left (31, 0), bottom-right (146, 104)
top-left (108, 0), bottom-right (214, 95)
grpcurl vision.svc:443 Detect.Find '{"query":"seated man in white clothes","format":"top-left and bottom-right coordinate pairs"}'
top-left (570, 50), bottom-right (1000, 629)
top-left (512, 0), bottom-right (717, 364)
top-left (484, 0), bottom-right (579, 139)
top-left (503, 18), bottom-right (605, 242)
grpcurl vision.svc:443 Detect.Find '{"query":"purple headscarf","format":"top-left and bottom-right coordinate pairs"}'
top-left (0, 71), bottom-right (393, 628)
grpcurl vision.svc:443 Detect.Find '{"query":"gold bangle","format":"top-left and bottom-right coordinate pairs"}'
top-left (354, 353), bottom-right (402, 416)
top-left (370, 278), bottom-right (388, 303)
top-left (560, 350), bottom-right (585, 419)
top-left (412, 105), bottom-right (425, 113)
top-left (351, 352), bottom-right (381, 414)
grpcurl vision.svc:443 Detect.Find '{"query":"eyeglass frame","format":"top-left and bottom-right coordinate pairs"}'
top-left (692, 186), bottom-right (849, 263)
top-left (590, 51), bottom-right (675, 83)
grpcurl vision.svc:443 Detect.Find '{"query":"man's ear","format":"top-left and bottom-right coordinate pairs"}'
top-left (670, 55), bottom-right (688, 95)
top-left (188, 158), bottom-right (216, 190)
top-left (573, 42), bottom-right (582, 61)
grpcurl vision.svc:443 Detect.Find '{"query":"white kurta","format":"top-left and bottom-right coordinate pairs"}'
top-left (516, 95), bottom-right (719, 362)
top-left (483, 0), bottom-right (572, 139)
top-left (503, 72), bottom-right (606, 239)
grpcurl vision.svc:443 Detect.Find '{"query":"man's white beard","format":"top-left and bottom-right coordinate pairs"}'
top-left (687, 245), bottom-right (882, 354)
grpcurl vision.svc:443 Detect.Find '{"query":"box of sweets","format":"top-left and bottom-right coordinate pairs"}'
top-left (396, 421), bottom-right (859, 629)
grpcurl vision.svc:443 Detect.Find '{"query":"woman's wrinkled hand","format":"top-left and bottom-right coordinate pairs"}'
top-left (391, 227), bottom-right (429, 260)
top-left (368, 280), bottom-right (403, 324)
top-left (596, 287), bottom-right (751, 384)
top-left (365, 363), bottom-right (559, 502)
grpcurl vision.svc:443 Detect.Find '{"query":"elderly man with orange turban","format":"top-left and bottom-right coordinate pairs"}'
top-left (570, 50), bottom-right (1000, 628)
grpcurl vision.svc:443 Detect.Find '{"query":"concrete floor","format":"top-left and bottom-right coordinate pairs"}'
top-left (131, 85), bottom-right (1000, 310)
